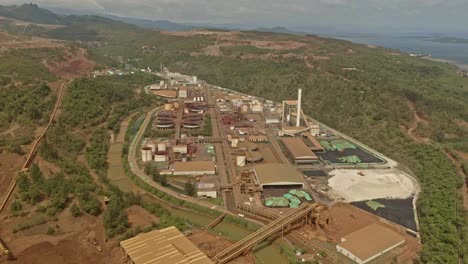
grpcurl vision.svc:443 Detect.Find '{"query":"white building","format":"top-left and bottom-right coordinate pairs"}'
top-left (264, 115), bottom-right (280, 124)
top-left (310, 123), bottom-right (320, 136)
top-left (178, 87), bottom-right (188, 98)
top-left (197, 183), bottom-right (217, 198)
top-left (173, 145), bottom-right (188, 154)
top-left (251, 104), bottom-right (264, 113)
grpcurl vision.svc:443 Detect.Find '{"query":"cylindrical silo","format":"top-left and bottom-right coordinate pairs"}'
top-left (237, 156), bottom-right (246, 167)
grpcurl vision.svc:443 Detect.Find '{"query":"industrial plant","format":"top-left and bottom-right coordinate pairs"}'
top-left (125, 71), bottom-right (420, 264)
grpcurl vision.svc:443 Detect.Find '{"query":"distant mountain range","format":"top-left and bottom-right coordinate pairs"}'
top-left (0, 3), bottom-right (66, 25)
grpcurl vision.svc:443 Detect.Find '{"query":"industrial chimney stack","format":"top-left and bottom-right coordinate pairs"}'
top-left (296, 89), bottom-right (302, 127)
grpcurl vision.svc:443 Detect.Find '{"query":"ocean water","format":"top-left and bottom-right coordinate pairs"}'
top-left (328, 35), bottom-right (468, 65)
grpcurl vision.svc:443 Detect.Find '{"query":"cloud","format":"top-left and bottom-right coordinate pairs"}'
top-left (1, 0), bottom-right (467, 32)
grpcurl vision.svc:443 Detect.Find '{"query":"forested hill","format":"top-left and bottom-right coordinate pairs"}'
top-left (0, 5), bottom-right (467, 263)
top-left (0, 3), bottom-right (65, 24)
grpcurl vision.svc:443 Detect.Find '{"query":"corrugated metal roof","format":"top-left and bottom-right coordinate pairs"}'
top-left (173, 161), bottom-right (216, 173)
top-left (120, 226), bottom-right (213, 264)
top-left (338, 223), bottom-right (405, 262)
top-left (281, 137), bottom-right (318, 160)
top-left (254, 163), bottom-right (304, 186)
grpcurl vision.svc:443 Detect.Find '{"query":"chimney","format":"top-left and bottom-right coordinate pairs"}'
top-left (296, 89), bottom-right (302, 127)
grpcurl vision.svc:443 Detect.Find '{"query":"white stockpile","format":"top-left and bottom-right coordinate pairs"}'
top-left (327, 169), bottom-right (415, 202)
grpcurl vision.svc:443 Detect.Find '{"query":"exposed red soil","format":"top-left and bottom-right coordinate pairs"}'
top-left (125, 205), bottom-right (159, 228)
top-left (44, 47), bottom-right (95, 80)
top-left (324, 203), bottom-right (420, 263)
top-left (188, 230), bottom-right (255, 264)
top-left (249, 40), bottom-right (307, 50)
top-left (1, 206), bottom-right (124, 264)
top-left (400, 100), bottom-right (430, 144)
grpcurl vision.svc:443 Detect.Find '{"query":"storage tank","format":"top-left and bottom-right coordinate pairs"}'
top-left (241, 104), bottom-right (249, 113)
top-left (192, 76), bottom-right (197, 84)
top-left (237, 156), bottom-right (246, 167)
top-left (141, 147), bottom-right (152, 162)
top-left (157, 143), bottom-right (166, 152)
top-left (147, 143), bottom-right (157, 153)
top-left (164, 103), bottom-right (173, 111)
top-left (200, 97), bottom-right (204, 102)
top-left (231, 138), bottom-right (239, 148)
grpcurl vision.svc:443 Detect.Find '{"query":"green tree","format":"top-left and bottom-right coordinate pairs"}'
top-left (70, 203), bottom-right (81, 217)
top-left (47, 226), bottom-right (55, 235)
top-left (184, 180), bottom-right (197, 197)
top-left (103, 197), bottom-right (129, 238)
top-left (10, 200), bottom-right (22, 213)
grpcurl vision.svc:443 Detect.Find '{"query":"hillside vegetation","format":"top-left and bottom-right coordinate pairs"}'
top-left (0, 3), bottom-right (65, 25)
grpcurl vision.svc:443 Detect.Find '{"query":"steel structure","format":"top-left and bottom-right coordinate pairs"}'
top-left (213, 203), bottom-right (328, 264)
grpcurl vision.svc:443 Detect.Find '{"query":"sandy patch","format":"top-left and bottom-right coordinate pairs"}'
top-left (327, 169), bottom-right (415, 202)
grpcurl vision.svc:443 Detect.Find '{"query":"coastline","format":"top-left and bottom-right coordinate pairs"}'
top-left (423, 56), bottom-right (468, 71)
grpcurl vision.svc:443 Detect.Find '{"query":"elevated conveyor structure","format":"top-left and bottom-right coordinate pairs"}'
top-left (213, 203), bottom-right (327, 264)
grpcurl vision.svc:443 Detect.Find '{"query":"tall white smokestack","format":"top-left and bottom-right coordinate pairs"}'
top-left (296, 89), bottom-right (302, 127)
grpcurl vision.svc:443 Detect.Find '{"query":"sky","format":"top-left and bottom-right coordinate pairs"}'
top-left (3, 0), bottom-right (468, 33)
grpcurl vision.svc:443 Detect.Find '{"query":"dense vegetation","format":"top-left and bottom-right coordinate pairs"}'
top-left (61, 73), bottom-right (160, 128)
top-left (86, 128), bottom-right (110, 176)
top-left (0, 48), bottom-right (58, 153)
top-left (0, 48), bottom-right (56, 84)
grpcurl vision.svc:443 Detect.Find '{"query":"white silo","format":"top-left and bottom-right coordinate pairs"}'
top-left (141, 147), bottom-right (152, 162)
top-left (157, 143), bottom-right (166, 152)
top-left (236, 156), bottom-right (246, 167)
top-left (147, 143), bottom-right (157, 153)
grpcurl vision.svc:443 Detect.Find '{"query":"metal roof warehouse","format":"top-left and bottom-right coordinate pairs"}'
top-left (162, 161), bottom-right (216, 176)
top-left (120, 226), bottom-right (213, 264)
top-left (253, 163), bottom-right (305, 189)
top-left (336, 223), bottom-right (405, 264)
top-left (281, 137), bottom-right (318, 164)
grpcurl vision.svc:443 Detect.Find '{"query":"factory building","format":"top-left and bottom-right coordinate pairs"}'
top-left (247, 135), bottom-right (269, 142)
top-left (251, 104), bottom-right (264, 113)
top-left (302, 133), bottom-right (325, 152)
top-left (197, 176), bottom-right (218, 198)
top-left (173, 144), bottom-right (188, 154)
top-left (253, 164), bottom-right (305, 189)
top-left (178, 87), bottom-right (188, 98)
top-left (281, 137), bottom-right (318, 164)
top-left (309, 123), bottom-right (320, 136)
top-left (153, 90), bottom-right (177, 98)
top-left (120, 226), bottom-right (213, 264)
top-left (336, 223), bottom-right (405, 264)
top-left (162, 161), bottom-right (216, 176)
top-left (264, 115), bottom-right (280, 124)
